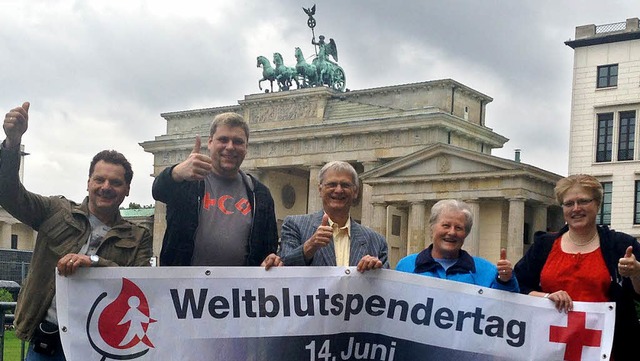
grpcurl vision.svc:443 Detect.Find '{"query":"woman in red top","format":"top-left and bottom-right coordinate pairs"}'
top-left (515, 174), bottom-right (640, 360)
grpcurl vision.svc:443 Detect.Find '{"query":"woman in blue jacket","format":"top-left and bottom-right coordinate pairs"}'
top-left (396, 199), bottom-right (519, 292)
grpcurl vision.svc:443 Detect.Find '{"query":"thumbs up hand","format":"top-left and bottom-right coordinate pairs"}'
top-left (618, 246), bottom-right (640, 278)
top-left (303, 213), bottom-right (333, 261)
top-left (3, 102), bottom-right (30, 149)
top-left (496, 248), bottom-right (513, 282)
top-left (171, 135), bottom-right (213, 182)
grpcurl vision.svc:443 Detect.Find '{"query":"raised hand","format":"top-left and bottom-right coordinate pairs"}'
top-left (171, 135), bottom-right (213, 182)
top-left (618, 245), bottom-right (640, 278)
top-left (3, 102), bottom-right (30, 148)
top-left (496, 248), bottom-right (513, 282)
top-left (303, 213), bottom-right (333, 261)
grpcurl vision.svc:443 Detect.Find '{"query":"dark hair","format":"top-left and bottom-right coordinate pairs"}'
top-left (89, 150), bottom-right (133, 185)
top-left (209, 112), bottom-right (250, 140)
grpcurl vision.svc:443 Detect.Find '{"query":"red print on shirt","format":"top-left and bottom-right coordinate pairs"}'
top-left (203, 192), bottom-right (252, 216)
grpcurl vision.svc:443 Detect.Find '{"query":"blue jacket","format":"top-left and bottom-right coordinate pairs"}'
top-left (396, 245), bottom-right (519, 292)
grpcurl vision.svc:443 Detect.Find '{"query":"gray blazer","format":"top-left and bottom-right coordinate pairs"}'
top-left (279, 210), bottom-right (389, 268)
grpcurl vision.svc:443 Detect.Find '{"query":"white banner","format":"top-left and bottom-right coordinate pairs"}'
top-left (56, 267), bottom-right (615, 361)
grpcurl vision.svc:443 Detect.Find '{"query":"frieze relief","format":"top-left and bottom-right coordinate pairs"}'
top-left (249, 132), bottom-right (407, 159)
top-left (159, 150), bottom-right (189, 166)
top-left (249, 101), bottom-right (317, 123)
top-left (156, 130), bottom-right (428, 166)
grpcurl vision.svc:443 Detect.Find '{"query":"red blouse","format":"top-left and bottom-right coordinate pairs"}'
top-left (540, 236), bottom-right (610, 302)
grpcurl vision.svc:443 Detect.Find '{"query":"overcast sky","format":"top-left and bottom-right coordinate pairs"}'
top-left (1, 0), bottom-right (638, 207)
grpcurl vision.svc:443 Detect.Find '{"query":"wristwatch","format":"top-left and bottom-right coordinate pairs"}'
top-left (90, 254), bottom-right (100, 267)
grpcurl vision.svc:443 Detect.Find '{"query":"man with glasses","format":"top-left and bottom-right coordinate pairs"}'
top-left (279, 161), bottom-right (388, 272)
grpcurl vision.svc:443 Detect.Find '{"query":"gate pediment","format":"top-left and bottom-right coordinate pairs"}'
top-left (360, 143), bottom-right (556, 182)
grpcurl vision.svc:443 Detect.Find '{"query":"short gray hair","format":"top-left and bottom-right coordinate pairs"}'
top-left (318, 161), bottom-right (359, 189)
top-left (429, 199), bottom-right (473, 234)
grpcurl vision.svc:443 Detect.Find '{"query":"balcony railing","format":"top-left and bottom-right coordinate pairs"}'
top-left (596, 21), bottom-right (626, 34)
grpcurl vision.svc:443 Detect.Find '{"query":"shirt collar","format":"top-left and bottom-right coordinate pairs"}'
top-left (414, 244), bottom-right (476, 274)
top-left (328, 216), bottom-right (351, 236)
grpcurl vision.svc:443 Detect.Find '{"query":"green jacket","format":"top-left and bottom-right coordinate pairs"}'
top-left (0, 144), bottom-right (153, 341)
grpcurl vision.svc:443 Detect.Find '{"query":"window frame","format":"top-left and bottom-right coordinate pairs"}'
top-left (597, 64), bottom-right (618, 88)
top-left (635, 181), bottom-right (640, 225)
top-left (596, 113), bottom-right (614, 162)
top-left (597, 181), bottom-right (612, 226)
top-left (618, 111), bottom-right (636, 161)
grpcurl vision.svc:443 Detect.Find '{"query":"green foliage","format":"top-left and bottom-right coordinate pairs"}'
top-left (121, 202), bottom-right (153, 210)
top-left (0, 289), bottom-right (12, 302)
top-left (128, 202), bottom-right (142, 209)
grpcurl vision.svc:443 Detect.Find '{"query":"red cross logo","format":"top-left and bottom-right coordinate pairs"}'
top-left (549, 311), bottom-right (602, 361)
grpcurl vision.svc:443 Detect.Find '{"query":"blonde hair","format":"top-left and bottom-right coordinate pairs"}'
top-left (554, 174), bottom-right (603, 206)
top-left (209, 112), bottom-right (249, 140)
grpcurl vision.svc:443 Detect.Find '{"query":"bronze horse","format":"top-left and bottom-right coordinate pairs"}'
top-left (257, 55), bottom-right (276, 93)
top-left (294, 47), bottom-right (318, 88)
top-left (273, 52), bottom-right (299, 91)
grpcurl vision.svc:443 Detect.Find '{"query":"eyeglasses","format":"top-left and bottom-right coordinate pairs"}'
top-left (322, 182), bottom-right (355, 190)
top-left (561, 198), bottom-right (594, 208)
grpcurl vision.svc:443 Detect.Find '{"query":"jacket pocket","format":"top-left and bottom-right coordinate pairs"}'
top-left (114, 239), bottom-right (138, 249)
top-left (39, 212), bottom-right (84, 254)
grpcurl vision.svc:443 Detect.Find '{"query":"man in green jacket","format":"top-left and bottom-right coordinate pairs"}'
top-left (1, 102), bottom-right (153, 361)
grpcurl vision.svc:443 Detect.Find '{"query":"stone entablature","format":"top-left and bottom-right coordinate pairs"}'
top-left (146, 113), bottom-right (506, 174)
top-left (141, 80), bottom-right (506, 177)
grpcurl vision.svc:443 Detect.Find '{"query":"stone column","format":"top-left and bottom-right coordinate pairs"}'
top-left (153, 201), bottom-right (166, 262)
top-left (464, 199), bottom-right (480, 256)
top-left (532, 204), bottom-right (548, 239)
top-left (360, 161), bottom-right (379, 228)
top-left (371, 202), bottom-right (387, 237)
top-left (507, 197), bottom-right (526, 260)
top-left (1, 222), bottom-right (12, 249)
top-left (307, 165), bottom-right (323, 213)
top-left (408, 201), bottom-right (426, 254)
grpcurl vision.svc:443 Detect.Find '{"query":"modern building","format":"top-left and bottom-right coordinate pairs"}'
top-left (141, 79), bottom-right (564, 267)
top-left (565, 17), bottom-right (640, 238)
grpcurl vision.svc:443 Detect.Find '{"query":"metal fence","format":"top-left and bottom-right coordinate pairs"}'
top-left (0, 254), bottom-right (30, 361)
top-left (1, 302), bottom-right (25, 361)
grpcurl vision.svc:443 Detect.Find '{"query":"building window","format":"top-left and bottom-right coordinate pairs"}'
top-left (635, 181), bottom-right (640, 224)
top-left (11, 234), bottom-right (18, 249)
top-left (618, 111), bottom-right (636, 161)
top-left (596, 113), bottom-right (613, 162)
top-left (597, 182), bottom-right (612, 225)
top-left (597, 64), bottom-right (618, 88)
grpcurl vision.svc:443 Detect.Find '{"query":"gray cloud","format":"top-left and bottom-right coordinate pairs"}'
top-left (1, 0), bottom-right (637, 205)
